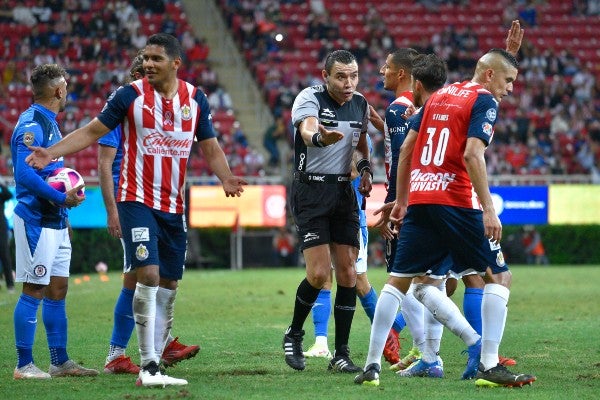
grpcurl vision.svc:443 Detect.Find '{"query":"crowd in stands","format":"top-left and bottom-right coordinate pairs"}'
top-left (0, 0), bottom-right (599, 183)
top-left (221, 0), bottom-right (600, 183)
top-left (0, 0), bottom-right (264, 178)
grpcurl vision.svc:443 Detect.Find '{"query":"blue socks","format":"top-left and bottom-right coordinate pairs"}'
top-left (14, 294), bottom-right (40, 368)
top-left (312, 290), bottom-right (331, 337)
top-left (110, 287), bottom-right (135, 348)
top-left (43, 298), bottom-right (69, 366)
top-left (358, 287), bottom-right (377, 323)
top-left (463, 287), bottom-right (484, 335)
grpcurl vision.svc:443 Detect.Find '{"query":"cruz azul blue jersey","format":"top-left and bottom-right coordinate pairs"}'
top-left (11, 104), bottom-right (68, 228)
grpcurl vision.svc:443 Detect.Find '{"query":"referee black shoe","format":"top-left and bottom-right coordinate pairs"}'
top-left (328, 345), bottom-right (362, 373)
top-left (283, 327), bottom-right (305, 370)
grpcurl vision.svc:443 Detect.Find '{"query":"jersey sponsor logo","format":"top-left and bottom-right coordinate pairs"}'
top-left (142, 132), bottom-right (193, 157)
top-left (309, 175), bottom-right (324, 182)
top-left (135, 243), bottom-right (149, 261)
top-left (23, 132), bottom-right (34, 146)
top-left (181, 104), bottom-right (192, 121)
top-left (321, 108), bottom-right (335, 118)
top-left (486, 108), bottom-right (497, 121)
top-left (303, 232), bottom-right (319, 242)
top-left (410, 169), bottom-right (456, 192)
top-left (33, 264), bottom-right (47, 277)
top-left (131, 227), bottom-right (150, 242)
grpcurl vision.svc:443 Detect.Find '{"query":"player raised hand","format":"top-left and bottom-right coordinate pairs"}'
top-left (505, 20), bottom-right (524, 56)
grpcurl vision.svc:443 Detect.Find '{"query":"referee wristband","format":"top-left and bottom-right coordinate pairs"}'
top-left (311, 132), bottom-right (325, 147)
top-left (356, 158), bottom-right (372, 177)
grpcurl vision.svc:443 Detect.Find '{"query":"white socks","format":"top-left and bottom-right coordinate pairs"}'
top-left (401, 284), bottom-right (425, 351)
top-left (133, 283), bottom-right (159, 367)
top-left (481, 283), bottom-right (510, 370)
top-left (365, 284), bottom-right (404, 367)
top-left (413, 283), bottom-right (480, 347)
top-left (155, 287), bottom-right (177, 357)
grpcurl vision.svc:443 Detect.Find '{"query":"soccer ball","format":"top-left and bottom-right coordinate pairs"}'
top-left (46, 167), bottom-right (85, 206)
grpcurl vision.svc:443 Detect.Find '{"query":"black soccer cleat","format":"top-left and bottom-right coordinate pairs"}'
top-left (283, 327), bottom-right (305, 370)
top-left (475, 363), bottom-right (537, 388)
top-left (328, 345), bottom-right (362, 373)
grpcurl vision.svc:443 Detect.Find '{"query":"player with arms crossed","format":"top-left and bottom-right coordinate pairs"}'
top-left (26, 34), bottom-right (246, 387)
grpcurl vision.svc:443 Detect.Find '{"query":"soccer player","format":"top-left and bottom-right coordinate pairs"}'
top-left (26, 33), bottom-right (246, 388)
top-left (282, 49), bottom-right (372, 373)
top-left (358, 47), bottom-right (537, 388)
top-left (11, 63), bottom-right (98, 379)
top-left (100, 53), bottom-right (199, 375)
top-left (355, 54), bottom-right (449, 385)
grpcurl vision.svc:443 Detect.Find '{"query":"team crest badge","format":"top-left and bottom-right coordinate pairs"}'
top-left (496, 251), bottom-right (505, 267)
top-left (181, 104), bottom-right (192, 121)
top-left (23, 132), bottom-right (34, 146)
top-left (136, 243), bottom-right (149, 261)
top-left (33, 264), bottom-right (47, 277)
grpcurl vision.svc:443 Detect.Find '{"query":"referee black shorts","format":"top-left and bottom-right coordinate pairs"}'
top-left (291, 179), bottom-right (359, 252)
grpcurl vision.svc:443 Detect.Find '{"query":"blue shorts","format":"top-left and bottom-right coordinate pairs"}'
top-left (391, 204), bottom-right (509, 278)
top-left (117, 201), bottom-right (187, 280)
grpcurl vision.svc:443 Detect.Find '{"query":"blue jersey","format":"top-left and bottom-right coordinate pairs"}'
top-left (98, 125), bottom-right (123, 196)
top-left (10, 104), bottom-right (68, 229)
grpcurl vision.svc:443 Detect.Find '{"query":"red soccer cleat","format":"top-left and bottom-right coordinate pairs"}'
top-left (499, 355), bottom-right (517, 366)
top-left (383, 329), bottom-right (401, 365)
top-left (161, 337), bottom-right (201, 367)
top-left (103, 355), bottom-right (140, 374)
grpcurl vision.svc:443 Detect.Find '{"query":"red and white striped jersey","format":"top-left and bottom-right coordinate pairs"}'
top-left (98, 77), bottom-right (216, 214)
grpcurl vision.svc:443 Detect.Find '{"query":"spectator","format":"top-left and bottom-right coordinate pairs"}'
top-left (272, 226), bottom-right (297, 266)
top-left (521, 225), bottom-right (549, 265)
top-left (263, 115), bottom-right (286, 167)
top-left (208, 85), bottom-right (233, 111)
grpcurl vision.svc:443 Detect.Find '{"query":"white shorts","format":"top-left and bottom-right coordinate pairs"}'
top-left (14, 214), bottom-right (71, 285)
top-left (356, 225), bottom-right (368, 275)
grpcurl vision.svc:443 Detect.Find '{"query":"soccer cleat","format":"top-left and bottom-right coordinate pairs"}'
top-left (328, 345), bottom-right (362, 373)
top-left (49, 359), bottom-right (99, 377)
top-left (461, 340), bottom-right (481, 380)
top-left (104, 355), bottom-right (141, 374)
top-left (397, 359), bottom-right (443, 378)
top-left (283, 327), bottom-right (305, 370)
top-left (13, 362), bottom-right (51, 379)
top-left (161, 337), bottom-right (200, 367)
top-left (475, 363), bottom-right (536, 388)
top-left (135, 361), bottom-right (188, 388)
top-left (303, 342), bottom-right (332, 359)
top-left (383, 328), bottom-right (400, 365)
top-left (390, 347), bottom-right (421, 371)
top-left (354, 363), bottom-right (380, 386)
top-left (499, 355), bottom-right (517, 366)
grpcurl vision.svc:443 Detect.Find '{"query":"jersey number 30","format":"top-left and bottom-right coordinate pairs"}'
top-left (420, 127), bottom-right (449, 166)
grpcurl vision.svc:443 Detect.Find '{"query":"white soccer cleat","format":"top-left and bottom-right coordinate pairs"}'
top-left (14, 362), bottom-right (51, 380)
top-left (135, 361), bottom-right (188, 388)
top-left (303, 343), bottom-right (332, 359)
